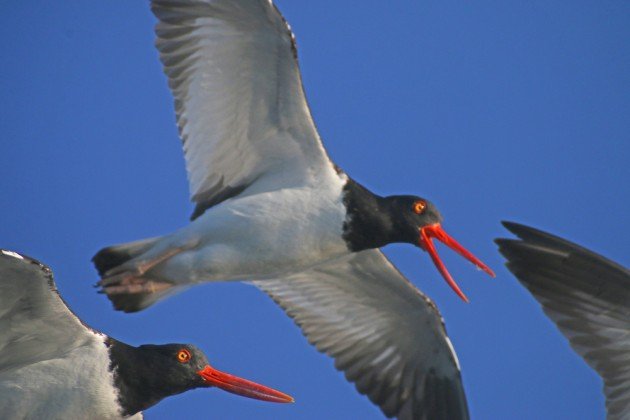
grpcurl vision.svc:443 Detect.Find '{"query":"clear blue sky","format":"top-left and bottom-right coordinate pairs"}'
top-left (1, 1), bottom-right (629, 419)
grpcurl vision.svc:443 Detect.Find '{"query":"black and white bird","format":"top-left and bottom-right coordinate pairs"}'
top-left (93, 1), bottom-right (495, 418)
top-left (0, 249), bottom-right (292, 418)
top-left (496, 221), bottom-right (630, 420)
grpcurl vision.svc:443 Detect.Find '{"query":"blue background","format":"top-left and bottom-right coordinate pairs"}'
top-left (1, 1), bottom-right (628, 419)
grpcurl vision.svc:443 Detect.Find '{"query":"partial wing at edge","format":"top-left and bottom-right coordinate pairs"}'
top-left (0, 250), bottom-right (94, 372)
top-left (496, 221), bottom-right (630, 420)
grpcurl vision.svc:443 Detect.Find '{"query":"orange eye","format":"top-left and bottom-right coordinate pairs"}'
top-left (413, 200), bottom-right (426, 214)
top-left (177, 349), bottom-right (192, 363)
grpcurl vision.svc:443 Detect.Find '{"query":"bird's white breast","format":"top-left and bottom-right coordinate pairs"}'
top-left (0, 332), bottom-right (139, 419)
top-left (160, 170), bottom-right (351, 283)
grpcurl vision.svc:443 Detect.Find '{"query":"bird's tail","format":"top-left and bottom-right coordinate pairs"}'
top-left (93, 237), bottom-right (182, 313)
top-left (93, 237), bottom-right (160, 276)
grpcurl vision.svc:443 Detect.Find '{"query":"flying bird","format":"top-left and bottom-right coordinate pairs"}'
top-left (0, 249), bottom-right (292, 418)
top-left (94, 1), bottom-right (495, 418)
top-left (496, 221), bottom-right (630, 420)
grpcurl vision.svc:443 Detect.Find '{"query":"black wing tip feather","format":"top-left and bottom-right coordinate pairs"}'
top-left (497, 221), bottom-right (628, 275)
top-left (496, 223), bottom-right (579, 286)
top-left (499, 221), bottom-right (562, 247)
top-left (497, 221), bottom-right (630, 310)
top-left (500, 220), bottom-right (568, 244)
top-left (495, 237), bottom-right (550, 265)
top-left (497, 221), bottom-right (578, 264)
top-left (499, 220), bottom-right (600, 257)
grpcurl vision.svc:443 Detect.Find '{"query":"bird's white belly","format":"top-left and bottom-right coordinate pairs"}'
top-left (0, 334), bottom-right (137, 419)
top-left (159, 185), bottom-right (350, 283)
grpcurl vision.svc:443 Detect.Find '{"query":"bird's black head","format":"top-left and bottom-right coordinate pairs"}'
top-left (108, 340), bottom-right (293, 416)
top-left (384, 195), bottom-right (443, 243)
top-left (133, 343), bottom-right (209, 392)
top-left (382, 194), bottom-right (497, 302)
top-left (342, 178), bottom-right (495, 302)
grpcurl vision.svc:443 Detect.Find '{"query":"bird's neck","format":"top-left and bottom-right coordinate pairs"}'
top-left (107, 339), bottom-right (184, 417)
top-left (342, 178), bottom-right (400, 251)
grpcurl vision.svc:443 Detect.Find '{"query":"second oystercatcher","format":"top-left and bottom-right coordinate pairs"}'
top-left (0, 249), bottom-right (292, 418)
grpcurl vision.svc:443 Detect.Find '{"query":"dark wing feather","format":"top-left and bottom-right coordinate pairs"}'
top-left (253, 249), bottom-right (469, 420)
top-left (496, 221), bottom-right (630, 420)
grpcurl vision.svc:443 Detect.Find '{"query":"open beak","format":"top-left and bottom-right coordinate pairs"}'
top-left (419, 223), bottom-right (495, 302)
top-left (197, 365), bottom-right (294, 403)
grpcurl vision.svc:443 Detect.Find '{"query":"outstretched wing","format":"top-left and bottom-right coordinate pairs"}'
top-left (497, 221), bottom-right (630, 420)
top-left (0, 250), bottom-right (96, 372)
top-left (151, 0), bottom-right (335, 219)
top-left (253, 249), bottom-right (469, 420)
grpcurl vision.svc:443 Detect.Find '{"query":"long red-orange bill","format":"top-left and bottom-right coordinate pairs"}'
top-left (419, 224), bottom-right (495, 302)
top-left (197, 365), bottom-right (294, 403)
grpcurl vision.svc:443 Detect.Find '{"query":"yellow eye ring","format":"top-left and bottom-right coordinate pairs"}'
top-left (177, 349), bottom-right (192, 363)
top-left (413, 200), bottom-right (426, 214)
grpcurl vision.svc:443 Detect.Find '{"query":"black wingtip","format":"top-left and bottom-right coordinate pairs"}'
top-left (494, 238), bottom-right (539, 263)
top-left (500, 220), bottom-right (517, 229)
top-left (494, 237), bottom-right (516, 248)
top-left (495, 222), bottom-right (552, 267)
top-left (498, 221), bottom-right (593, 257)
top-left (500, 220), bottom-right (563, 243)
top-left (500, 220), bottom-right (539, 237)
top-left (495, 221), bottom-right (527, 255)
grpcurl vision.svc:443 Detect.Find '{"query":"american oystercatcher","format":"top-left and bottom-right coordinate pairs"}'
top-left (0, 249), bottom-right (292, 418)
top-left (496, 221), bottom-right (630, 420)
top-left (93, 1), bottom-right (495, 418)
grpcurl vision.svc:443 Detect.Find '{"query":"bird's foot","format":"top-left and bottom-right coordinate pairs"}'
top-left (97, 275), bottom-right (172, 295)
top-left (96, 272), bottom-right (144, 288)
top-left (102, 279), bottom-right (173, 296)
